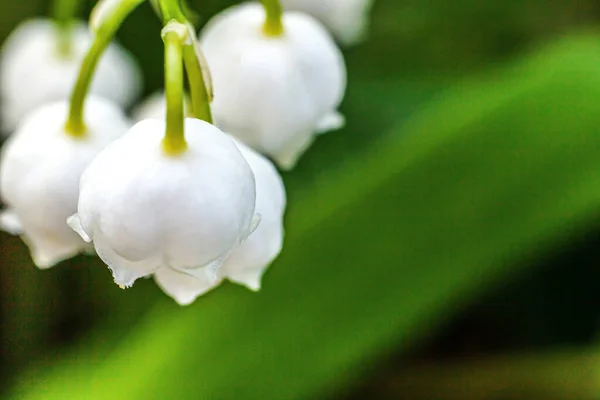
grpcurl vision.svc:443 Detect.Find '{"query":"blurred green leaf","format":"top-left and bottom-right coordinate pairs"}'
top-left (9, 32), bottom-right (600, 400)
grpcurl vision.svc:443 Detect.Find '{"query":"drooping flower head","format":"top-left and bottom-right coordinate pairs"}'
top-left (0, 18), bottom-right (141, 133)
top-left (68, 118), bottom-right (259, 288)
top-left (155, 138), bottom-right (286, 305)
top-left (278, 0), bottom-right (374, 45)
top-left (131, 90), bottom-right (287, 304)
top-left (199, 3), bottom-right (347, 169)
top-left (0, 96), bottom-right (130, 267)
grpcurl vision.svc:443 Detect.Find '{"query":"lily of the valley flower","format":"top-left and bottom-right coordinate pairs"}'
top-left (0, 96), bottom-right (130, 268)
top-left (155, 139), bottom-right (286, 305)
top-left (199, 3), bottom-right (347, 169)
top-left (278, 0), bottom-right (374, 45)
top-left (0, 18), bottom-right (141, 133)
top-left (68, 118), bottom-right (259, 288)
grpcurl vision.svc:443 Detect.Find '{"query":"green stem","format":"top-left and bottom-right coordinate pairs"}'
top-left (158, 0), bottom-right (187, 22)
top-left (182, 45), bottom-right (212, 123)
top-left (158, 0), bottom-right (213, 124)
top-left (51, 0), bottom-right (80, 57)
top-left (65, 0), bottom-right (144, 137)
top-left (162, 29), bottom-right (187, 155)
top-left (261, 0), bottom-right (284, 36)
top-left (52, 0), bottom-right (79, 27)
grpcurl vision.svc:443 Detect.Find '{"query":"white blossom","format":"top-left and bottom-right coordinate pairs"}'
top-left (199, 3), bottom-right (347, 169)
top-left (0, 96), bottom-right (131, 268)
top-left (154, 139), bottom-right (286, 305)
top-left (278, 0), bottom-right (374, 45)
top-left (68, 118), bottom-right (259, 289)
top-left (0, 18), bottom-right (141, 133)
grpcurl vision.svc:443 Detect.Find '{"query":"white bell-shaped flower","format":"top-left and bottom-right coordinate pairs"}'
top-left (154, 139), bottom-right (286, 305)
top-left (0, 96), bottom-right (131, 268)
top-left (68, 118), bottom-right (259, 288)
top-left (199, 3), bottom-right (347, 169)
top-left (0, 18), bottom-right (141, 133)
top-left (278, 0), bottom-right (374, 45)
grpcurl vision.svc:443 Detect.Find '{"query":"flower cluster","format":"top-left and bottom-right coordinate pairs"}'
top-left (0, 0), bottom-right (372, 305)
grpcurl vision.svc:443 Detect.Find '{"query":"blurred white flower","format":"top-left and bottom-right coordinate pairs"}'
top-left (278, 0), bottom-right (374, 45)
top-left (132, 91), bottom-right (169, 122)
top-left (0, 96), bottom-right (130, 268)
top-left (155, 139), bottom-right (286, 305)
top-left (199, 3), bottom-right (347, 169)
top-left (132, 91), bottom-right (191, 122)
top-left (68, 118), bottom-right (259, 289)
top-left (0, 18), bottom-right (142, 133)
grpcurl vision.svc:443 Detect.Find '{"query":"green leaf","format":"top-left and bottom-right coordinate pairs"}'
top-left (10, 33), bottom-right (600, 400)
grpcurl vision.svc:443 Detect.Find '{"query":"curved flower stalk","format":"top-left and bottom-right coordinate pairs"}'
top-left (155, 138), bottom-right (287, 305)
top-left (278, 0), bottom-right (374, 45)
top-left (199, 2), bottom-right (347, 169)
top-left (0, 97), bottom-right (130, 268)
top-left (68, 118), bottom-right (259, 288)
top-left (0, 18), bottom-right (141, 133)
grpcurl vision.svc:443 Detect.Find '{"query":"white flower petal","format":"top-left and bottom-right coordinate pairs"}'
top-left (221, 140), bottom-right (286, 291)
top-left (0, 19), bottom-right (141, 133)
top-left (315, 110), bottom-right (346, 134)
top-left (94, 235), bottom-right (162, 287)
top-left (173, 251), bottom-right (231, 285)
top-left (154, 267), bottom-right (220, 306)
top-left (227, 268), bottom-right (263, 291)
top-left (66, 214), bottom-right (91, 242)
top-left (132, 91), bottom-right (192, 122)
top-left (25, 233), bottom-right (83, 269)
top-left (74, 118), bottom-right (258, 288)
top-left (271, 130), bottom-right (316, 170)
top-left (0, 96), bottom-right (131, 268)
top-left (0, 209), bottom-right (23, 235)
top-left (200, 3), bottom-right (346, 169)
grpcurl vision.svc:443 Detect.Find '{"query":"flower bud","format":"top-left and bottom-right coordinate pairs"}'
top-left (199, 3), bottom-right (347, 169)
top-left (0, 96), bottom-right (131, 268)
top-left (68, 118), bottom-right (259, 288)
top-left (0, 19), bottom-right (141, 133)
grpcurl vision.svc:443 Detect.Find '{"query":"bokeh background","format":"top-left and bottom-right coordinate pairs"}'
top-left (2, 0), bottom-right (600, 399)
